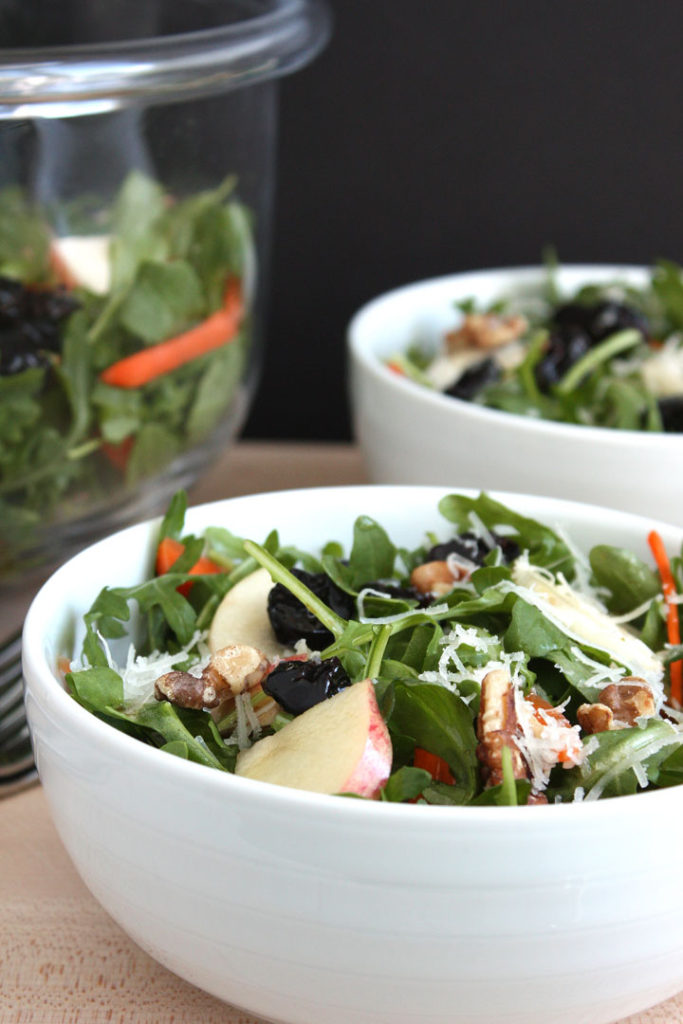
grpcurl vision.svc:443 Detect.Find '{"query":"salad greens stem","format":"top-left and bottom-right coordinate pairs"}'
top-left (364, 624), bottom-right (392, 679)
top-left (242, 539), bottom-right (347, 640)
top-left (67, 438), bottom-right (102, 460)
top-left (500, 747), bottom-right (518, 806)
top-left (554, 329), bottom-right (642, 396)
top-left (518, 328), bottom-right (549, 403)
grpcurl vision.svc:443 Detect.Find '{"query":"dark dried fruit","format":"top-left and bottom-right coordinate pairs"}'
top-left (535, 325), bottom-right (592, 391)
top-left (427, 531), bottom-right (519, 566)
top-left (657, 396), bottom-right (683, 433)
top-left (267, 568), bottom-right (355, 650)
top-left (553, 300), bottom-right (649, 342)
top-left (362, 579), bottom-right (422, 602)
top-left (0, 276), bottom-right (80, 376)
top-left (445, 357), bottom-right (500, 401)
top-left (262, 656), bottom-right (351, 715)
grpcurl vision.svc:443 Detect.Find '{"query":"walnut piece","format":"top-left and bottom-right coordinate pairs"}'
top-left (599, 681), bottom-right (656, 725)
top-left (577, 679), bottom-right (656, 734)
top-left (410, 560), bottom-right (458, 596)
top-left (576, 702), bottom-right (614, 735)
top-left (476, 668), bottom-right (528, 787)
top-left (445, 313), bottom-right (528, 353)
top-left (155, 643), bottom-right (270, 710)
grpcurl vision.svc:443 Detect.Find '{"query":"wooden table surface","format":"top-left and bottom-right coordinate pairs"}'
top-left (3, 441), bottom-right (682, 1024)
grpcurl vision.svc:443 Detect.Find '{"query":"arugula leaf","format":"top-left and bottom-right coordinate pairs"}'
top-left (381, 765), bottom-right (431, 802)
top-left (589, 544), bottom-right (660, 614)
top-left (322, 515), bottom-right (397, 593)
top-left (385, 681), bottom-right (479, 802)
top-left (158, 490), bottom-right (188, 543)
top-left (438, 492), bottom-right (574, 576)
top-left (549, 720), bottom-right (681, 801)
top-left (119, 260), bottom-right (204, 344)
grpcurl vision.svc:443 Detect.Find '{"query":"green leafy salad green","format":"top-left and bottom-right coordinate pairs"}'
top-left (65, 490), bottom-right (683, 805)
top-left (389, 259), bottom-right (683, 433)
top-left (0, 172), bottom-right (252, 578)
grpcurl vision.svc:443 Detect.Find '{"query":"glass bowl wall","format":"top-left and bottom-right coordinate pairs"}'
top-left (0, 0), bottom-right (330, 585)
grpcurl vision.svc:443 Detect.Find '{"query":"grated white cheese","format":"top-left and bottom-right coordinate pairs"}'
top-left (445, 551), bottom-right (479, 578)
top-left (356, 594), bottom-right (450, 625)
top-left (514, 690), bottom-right (584, 794)
top-left (80, 629), bottom-right (211, 711)
top-left (418, 623), bottom-right (527, 697)
top-left (467, 511), bottom-right (497, 550)
top-left (583, 723), bottom-right (681, 801)
top-left (638, 336), bottom-right (683, 397)
top-left (503, 559), bottom-right (664, 689)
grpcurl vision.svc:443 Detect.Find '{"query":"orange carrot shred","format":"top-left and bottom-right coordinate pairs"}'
top-left (156, 536), bottom-right (222, 596)
top-left (647, 529), bottom-right (682, 706)
top-left (413, 747), bottom-right (456, 785)
top-left (101, 278), bottom-right (243, 389)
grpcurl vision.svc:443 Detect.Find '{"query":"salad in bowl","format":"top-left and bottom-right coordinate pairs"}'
top-left (22, 484), bottom-right (683, 1024)
top-left (64, 487), bottom-right (683, 806)
top-left (389, 257), bottom-right (683, 432)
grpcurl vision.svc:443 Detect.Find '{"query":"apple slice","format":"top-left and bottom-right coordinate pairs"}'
top-left (208, 567), bottom-right (284, 660)
top-left (235, 679), bottom-right (392, 798)
top-left (52, 235), bottom-right (112, 295)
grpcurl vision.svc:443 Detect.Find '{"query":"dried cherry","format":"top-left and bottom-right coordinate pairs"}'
top-left (267, 568), bottom-right (355, 650)
top-left (0, 276), bottom-right (80, 376)
top-left (428, 531), bottom-right (519, 565)
top-left (262, 656), bottom-right (351, 715)
top-left (445, 357), bottom-right (500, 401)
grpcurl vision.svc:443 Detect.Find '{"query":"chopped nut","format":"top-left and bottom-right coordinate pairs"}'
top-left (476, 668), bottom-right (527, 787)
top-left (155, 643), bottom-right (270, 711)
top-left (576, 702), bottom-right (614, 734)
top-left (410, 560), bottom-right (457, 596)
top-left (445, 313), bottom-right (528, 353)
top-left (598, 680), bottom-right (656, 725)
top-left (155, 670), bottom-right (218, 710)
top-left (577, 679), bottom-right (656, 734)
top-left (205, 644), bottom-right (270, 697)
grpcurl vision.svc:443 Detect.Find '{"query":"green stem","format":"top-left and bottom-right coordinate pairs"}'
top-left (242, 539), bottom-right (347, 640)
top-left (554, 329), bottom-right (642, 396)
top-left (500, 746), bottom-right (518, 806)
top-left (364, 624), bottom-right (392, 679)
top-left (67, 438), bottom-right (102, 460)
top-left (518, 328), bottom-right (548, 403)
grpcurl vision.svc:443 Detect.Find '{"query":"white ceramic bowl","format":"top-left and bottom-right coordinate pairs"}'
top-left (348, 265), bottom-right (683, 526)
top-left (22, 486), bottom-right (683, 1024)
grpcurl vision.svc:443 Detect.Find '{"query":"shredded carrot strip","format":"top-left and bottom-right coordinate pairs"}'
top-left (156, 537), bottom-right (222, 596)
top-left (413, 747), bottom-right (455, 785)
top-left (647, 529), bottom-right (682, 706)
top-left (101, 278), bottom-right (242, 389)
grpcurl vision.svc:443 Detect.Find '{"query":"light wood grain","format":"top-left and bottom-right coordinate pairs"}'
top-left (3, 443), bottom-right (682, 1023)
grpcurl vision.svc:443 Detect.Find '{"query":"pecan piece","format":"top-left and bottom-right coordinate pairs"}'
top-left (599, 680), bottom-right (655, 725)
top-left (155, 644), bottom-right (270, 711)
top-left (476, 668), bottom-right (527, 787)
top-left (445, 313), bottom-right (528, 353)
top-left (577, 679), bottom-right (656, 734)
top-left (154, 669), bottom-right (215, 709)
top-left (576, 702), bottom-right (614, 735)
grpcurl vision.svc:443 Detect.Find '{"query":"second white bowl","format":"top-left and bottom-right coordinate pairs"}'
top-left (348, 265), bottom-right (683, 526)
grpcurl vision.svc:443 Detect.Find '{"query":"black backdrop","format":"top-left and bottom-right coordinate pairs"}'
top-left (243, 0), bottom-right (683, 441)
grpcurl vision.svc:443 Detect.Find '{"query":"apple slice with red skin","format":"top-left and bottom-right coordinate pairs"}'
top-left (235, 679), bottom-right (392, 798)
top-left (208, 567), bottom-right (285, 660)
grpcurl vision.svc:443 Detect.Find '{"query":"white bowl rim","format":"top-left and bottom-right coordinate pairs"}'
top-left (347, 262), bottom-right (682, 448)
top-left (23, 483), bottom-right (683, 827)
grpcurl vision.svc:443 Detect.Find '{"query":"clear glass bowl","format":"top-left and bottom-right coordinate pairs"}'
top-left (0, 0), bottom-right (330, 585)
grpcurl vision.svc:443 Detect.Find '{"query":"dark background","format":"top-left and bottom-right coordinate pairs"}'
top-left (243, 0), bottom-right (683, 441)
